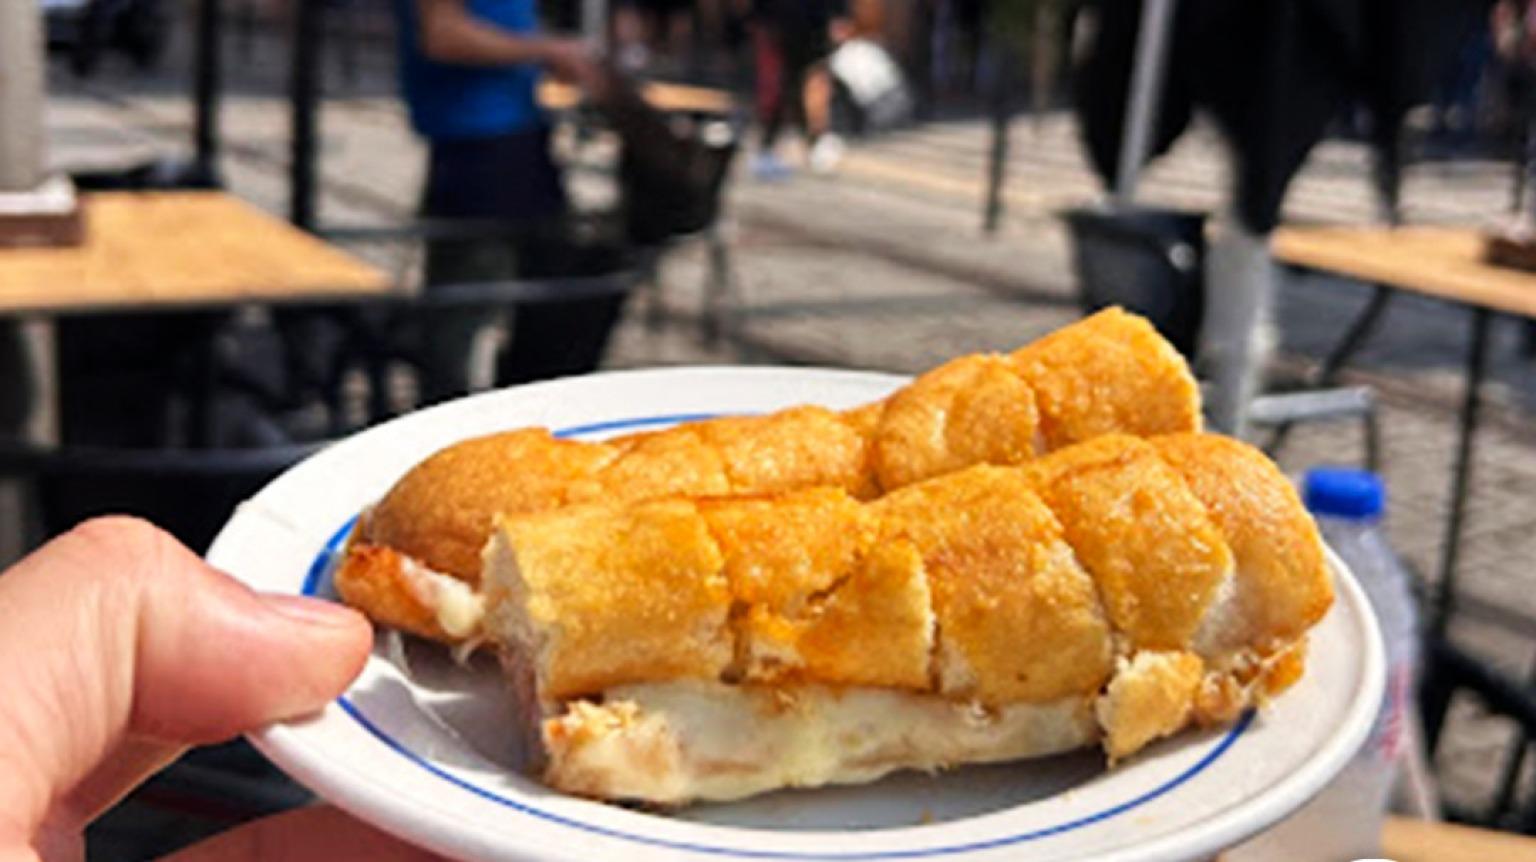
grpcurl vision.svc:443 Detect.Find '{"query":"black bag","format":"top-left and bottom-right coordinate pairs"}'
top-left (593, 71), bottom-right (740, 246)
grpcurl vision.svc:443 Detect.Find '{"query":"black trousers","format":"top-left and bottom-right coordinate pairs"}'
top-left (418, 129), bottom-right (627, 403)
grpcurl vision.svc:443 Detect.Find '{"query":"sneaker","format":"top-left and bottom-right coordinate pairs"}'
top-left (808, 134), bottom-right (846, 175)
top-left (616, 43), bottom-right (650, 73)
top-left (750, 152), bottom-right (794, 182)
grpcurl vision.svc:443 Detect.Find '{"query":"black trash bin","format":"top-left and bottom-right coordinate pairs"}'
top-left (1062, 207), bottom-right (1207, 359)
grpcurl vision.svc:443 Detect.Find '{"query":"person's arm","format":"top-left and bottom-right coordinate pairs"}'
top-left (414, 0), bottom-right (602, 90)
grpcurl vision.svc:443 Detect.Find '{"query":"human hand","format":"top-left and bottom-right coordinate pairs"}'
top-left (0, 517), bottom-right (442, 861)
top-left (829, 17), bottom-right (856, 44)
top-left (541, 37), bottom-right (610, 99)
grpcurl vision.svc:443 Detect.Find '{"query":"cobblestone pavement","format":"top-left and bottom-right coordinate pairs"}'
top-left (40, 28), bottom-right (1536, 812)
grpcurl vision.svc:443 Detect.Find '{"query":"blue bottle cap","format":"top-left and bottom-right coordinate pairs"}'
top-left (1302, 468), bottom-right (1385, 520)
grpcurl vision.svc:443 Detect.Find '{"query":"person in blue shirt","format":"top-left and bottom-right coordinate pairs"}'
top-left (396, 0), bottom-right (616, 403)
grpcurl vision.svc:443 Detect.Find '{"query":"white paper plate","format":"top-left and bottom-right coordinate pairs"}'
top-left (211, 366), bottom-right (1385, 862)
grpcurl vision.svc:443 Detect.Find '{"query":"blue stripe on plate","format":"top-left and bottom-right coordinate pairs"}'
top-left (307, 413), bottom-right (1252, 859)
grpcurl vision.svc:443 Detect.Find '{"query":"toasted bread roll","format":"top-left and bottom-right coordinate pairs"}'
top-left (870, 466), bottom-right (1114, 705)
top-left (1096, 651), bottom-right (1205, 762)
top-left (365, 428), bottom-right (620, 583)
top-left (340, 310), bottom-right (1202, 644)
top-left (1021, 435), bottom-right (1232, 652)
top-left (482, 434), bottom-right (1330, 804)
top-left (1011, 306), bottom-right (1203, 451)
top-left (871, 354), bottom-right (1042, 490)
top-left (483, 499), bottom-right (733, 704)
top-left (1150, 433), bottom-right (1335, 661)
top-left (696, 489), bottom-right (932, 689)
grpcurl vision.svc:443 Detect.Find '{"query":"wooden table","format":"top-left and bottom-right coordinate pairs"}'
top-left (1273, 226), bottom-right (1536, 320)
top-left (0, 191), bottom-right (391, 315)
top-left (1271, 224), bottom-right (1536, 631)
top-left (0, 190), bottom-right (393, 561)
top-left (0, 190), bottom-right (393, 441)
top-left (1381, 816), bottom-right (1536, 861)
top-left (538, 79), bottom-right (738, 115)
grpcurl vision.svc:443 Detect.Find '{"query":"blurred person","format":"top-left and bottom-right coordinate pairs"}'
top-left (1493, 0), bottom-right (1536, 114)
top-left (750, 0), bottom-right (851, 178)
top-left (395, 0), bottom-right (624, 403)
top-left (0, 517), bottom-right (442, 860)
top-left (1432, 10), bottom-right (1493, 148)
top-left (612, 0), bottom-right (694, 71)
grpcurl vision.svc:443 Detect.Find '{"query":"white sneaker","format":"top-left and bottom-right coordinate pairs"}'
top-left (750, 152), bottom-right (794, 182)
top-left (808, 134), bottom-right (846, 175)
top-left (616, 43), bottom-right (650, 73)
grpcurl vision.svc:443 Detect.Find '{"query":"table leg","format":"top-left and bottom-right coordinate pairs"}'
top-left (1316, 284), bottom-right (1393, 384)
top-left (1433, 307), bottom-right (1494, 637)
top-left (1264, 282), bottom-right (1392, 459)
top-left (289, 0), bottom-right (324, 230)
top-left (193, 0), bottom-right (225, 176)
top-left (702, 220), bottom-right (738, 347)
top-left (0, 319), bottom-right (55, 566)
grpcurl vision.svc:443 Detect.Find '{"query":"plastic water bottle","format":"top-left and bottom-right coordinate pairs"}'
top-left (1223, 468), bottom-right (1420, 860)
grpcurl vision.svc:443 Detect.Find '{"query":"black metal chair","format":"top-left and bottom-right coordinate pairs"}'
top-left (1420, 636), bottom-right (1536, 833)
top-left (0, 439), bottom-right (324, 553)
top-left (336, 272), bottom-right (641, 428)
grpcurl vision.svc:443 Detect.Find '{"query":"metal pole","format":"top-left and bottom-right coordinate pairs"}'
top-left (1432, 307), bottom-right (1493, 639)
top-left (983, 44), bottom-right (1013, 234)
top-left (0, 0), bottom-right (46, 192)
top-left (290, 0), bottom-right (324, 230)
top-left (193, 0), bottom-right (225, 174)
top-left (582, 0), bottom-right (608, 50)
top-left (1113, 0), bottom-right (1177, 205)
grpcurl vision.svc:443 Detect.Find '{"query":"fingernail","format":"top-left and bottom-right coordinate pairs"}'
top-left (261, 594), bottom-right (364, 629)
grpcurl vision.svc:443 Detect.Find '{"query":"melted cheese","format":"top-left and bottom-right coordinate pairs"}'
top-left (400, 557), bottom-right (486, 639)
top-left (542, 680), bottom-right (1097, 805)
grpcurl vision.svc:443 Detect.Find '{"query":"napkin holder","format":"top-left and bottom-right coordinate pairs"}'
top-left (0, 175), bottom-right (85, 248)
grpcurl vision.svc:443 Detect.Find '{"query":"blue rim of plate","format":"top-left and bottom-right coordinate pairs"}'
top-left (303, 412), bottom-right (1252, 860)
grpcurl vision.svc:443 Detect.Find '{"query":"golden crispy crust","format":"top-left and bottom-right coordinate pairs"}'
top-left (365, 429), bottom-right (621, 583)
top-left (489, 501), bottom-right (734, 703)
top-left (871, 354), bottom-right (1041, 491)
top-left (794, 538), bottom-right (933, 690)
top-left (344, 309), bottom-right (1202, 642)
top-left (869, 465), bottom-right (1115, 705)
top-left (1023, 435), bottom-right (1233, 651)
top-left (1010, 308), bottom-right (1203, 451)
top-left (1096, 651), bottom-right (1205, 762)
top-left (696, 407), bottom-right (877, 499)
top-left (1150, 433), bottom-right (1334, 656)
top-left (332, 543), bottom-right (449, 642)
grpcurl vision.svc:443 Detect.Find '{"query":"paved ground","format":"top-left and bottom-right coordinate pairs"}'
top-left (38, 20), bottom-right (1536, 825)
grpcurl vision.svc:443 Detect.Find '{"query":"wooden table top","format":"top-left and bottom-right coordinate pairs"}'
top-left (1380, 816), bottom-right (1536, 861)
top-left (0, 191), bottom-right (392, 316)
top-left (539, 79), bottom-right (737, 115)
top-left (1271, 224), bottom-right (1536, 320)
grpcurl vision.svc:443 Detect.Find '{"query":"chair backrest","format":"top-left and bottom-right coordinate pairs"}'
top-left (0, 442), bottom-right (324, 554)
top-left (1420, 636), bottom-right (1536, 833)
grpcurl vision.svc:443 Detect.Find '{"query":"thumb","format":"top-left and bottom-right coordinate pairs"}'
top-left (0, 517), bottom-right (370, 841)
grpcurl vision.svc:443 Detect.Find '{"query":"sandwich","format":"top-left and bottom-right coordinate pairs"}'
top-left (335, 308), bottom-right (1204, 644)
top-left (481, 433), bottom-right (1333, 805)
